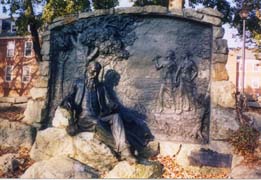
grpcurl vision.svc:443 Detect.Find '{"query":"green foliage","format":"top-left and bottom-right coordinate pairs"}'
top-left (232, 0), bottom-right (261, 35)
top-left (1, 0), bottom-right (43, 34)
top-left (228, 124), bottom-right (260, 156)
top-left (131, 0), bottom-right (168, 7)
top-left (42, 0), bottom-right (91, 23)
top-left (92, 0), bottom-right (118, 9)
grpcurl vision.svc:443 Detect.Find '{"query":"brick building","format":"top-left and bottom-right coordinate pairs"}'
top-left (226, 48), bottom-right (261, 99)
top-left (0, 18), bottom-right (39, 98)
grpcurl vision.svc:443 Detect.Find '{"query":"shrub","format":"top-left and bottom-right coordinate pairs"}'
top-left (228, 124), bottom-right (260, 156)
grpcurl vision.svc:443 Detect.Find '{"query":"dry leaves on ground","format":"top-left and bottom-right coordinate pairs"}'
top-left (0, 146), bottom-right (34, 178)
top-left (151, 155), bottom-right (230, 179)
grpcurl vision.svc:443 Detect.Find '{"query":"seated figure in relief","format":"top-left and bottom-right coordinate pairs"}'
top-left (59, 61), bottom-right (154, 163)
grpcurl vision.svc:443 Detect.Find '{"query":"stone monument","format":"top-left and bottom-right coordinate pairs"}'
top-left (43, 13), bottom-right (212, 144)
top-left (23, 6), bottom-right (241, 177)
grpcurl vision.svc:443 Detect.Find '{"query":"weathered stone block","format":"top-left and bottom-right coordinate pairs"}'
top-left (0, 97), bottom-right (15, 103)
top-left (63, 15), bottom-right (78, 25)
top-left (213, 26), bottom-right (225, 39)
top-left (0, 119), bottom-right (35, 148)
top-left (183, 9), bottom-right (204, 20)
top-left (29, 127), bottom-right (118, 172)
top-left (30, 87), bottom-right (47, 100)
top-left (0, 103), bottom-right (12, 107)
top-left (42, 32), bottom-right (50, 41)
top-left (13, 103), bottom-right (27, 108)
top-left (212, 53), bottom-right (228, 64)
top-left (73, 132), bottom-right (118, 172)
top-left (197, 8), bottom-right (224, 18)
top-left (42, 30), bottom-right (50, 37)
top-left (202, 15), bottom-right (222, 26)
top-left (210, 107), bottom-right (239, 140)
top-left (143, 5), bottom-right (167, 14)
top-left (29, 128), bottom-right (74, 161)
top-left (52, 107), bottom-right (70, 128)
top-left (78, 12), bottom-right (95, 19)
top-left (138, 141), bottom-right (160, 159)
top-left (211, 81), bottom-right (236, 108)
top-left (188, 148), bottom-right (232, 168)
top-left (15, 97), bottom-right (28, 104)
top-left (21, 156), bottom-right (99, 179)
top-left (48, 20), bottom-right (64, 30)
top-left (33, 76), bottom-right (49, 88)
top-left (212, 63), bottom-right (229, 81)
top-left (206, 140), bottom-right (233, 155)
top-left (52, 16), bottom-right (65, 23)
top-left (115, 7), bottom-right (144, 14)
top-left (41, 41), bottom-right (50, 56)
top-left (42, 55), bottom-right (50, 61)
top-left (23, 99), bottom-right (45, 125)
top-left (42, 35), bottom-right (50, 41)
top-left (105, 161), bottom-right (163, 178)
top-left (94, 9), bottom-right (113, 16)
top-left (39, 61), bottom-right (50, 77)
top-left (213, 39), bottom-right (229, 54)
top-left (169, 9), bottom-right (183, 16)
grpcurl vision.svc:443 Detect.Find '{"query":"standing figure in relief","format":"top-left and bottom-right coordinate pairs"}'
top-left (174, 52), bottom-right (198, 114)
top-left (153, 50), bottom-right (178, 113)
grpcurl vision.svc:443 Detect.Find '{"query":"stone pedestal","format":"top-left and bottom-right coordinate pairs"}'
top-left (168, 0), bottom-right (184, 11)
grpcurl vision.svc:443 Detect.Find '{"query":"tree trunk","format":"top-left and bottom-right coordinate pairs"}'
top-left (29, 21), bottom-right (42, 62)
top-left (26, 0), bottom-right (42, 62)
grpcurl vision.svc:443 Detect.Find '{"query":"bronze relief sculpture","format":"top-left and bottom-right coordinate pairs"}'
top-left (153, 50), bottom-right (198, 114)
top-left (49, 15), bottom-right (212, 144)
top-left (60, 61), bottom-right (154, 163)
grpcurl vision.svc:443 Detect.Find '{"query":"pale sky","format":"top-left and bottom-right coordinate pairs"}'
top-left (119, 0), bottom-right (133, 7)
top-left (0, 0), bottom-right (241, 48)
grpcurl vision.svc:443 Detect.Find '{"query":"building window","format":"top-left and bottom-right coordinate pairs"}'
top-left (252, 79), bottom-right (259, 89)
top-left (2, 19), bottom-right (11, 33)
top-left (24, 41), bottom-right (32, 57)
top-left (236, 56), bottom-right (241, 60)
top-left (5, 66), bottom-right (13, 82)
top-left (6, 41), bottom-right (15, 57)
top-left (10, 21), bottom-right (16, 33)
top-left (22, 66), bottom-right (30, 82)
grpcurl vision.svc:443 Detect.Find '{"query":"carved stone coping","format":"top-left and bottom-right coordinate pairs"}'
top-left (49, 6), bottom-right (223, 30)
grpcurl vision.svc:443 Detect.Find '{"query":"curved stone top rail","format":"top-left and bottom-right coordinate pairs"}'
top-left (48, 6), bottom-right (223, 31)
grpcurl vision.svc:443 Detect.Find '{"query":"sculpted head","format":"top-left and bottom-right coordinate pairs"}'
top-left (87, 61), bottom-right (102, 79)
top-left (166, 50), bottom-right (176, 62)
